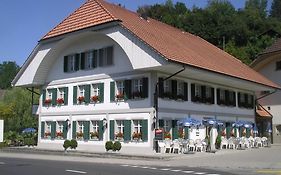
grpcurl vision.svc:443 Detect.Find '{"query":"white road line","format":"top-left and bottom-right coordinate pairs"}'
top-left (160, 168), bottom-right (171, 171)
top-left (148, 167), bottom-right (157, 170)
top-left (65, 169), bottom-right (87, 174)
top-left (206, 174), bottom-right (220, 175)
top-left (182, 171), bottom-right (194, 173)
top-left (171, 169), bottom-right (182, 172)
top-left (194, 172), bottom-right (206, 175)
top-left (0, 162), bottom-right (5, 165)
top-left (141, 167), bottom-right (149, 169)
top-left (131, 165), bottom-right (139, 168)
top-left (121, 165), bottom-right (129, 167)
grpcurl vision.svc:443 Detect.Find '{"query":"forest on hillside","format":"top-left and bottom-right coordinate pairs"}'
top-left (137, 0), bottom-right (281, 65)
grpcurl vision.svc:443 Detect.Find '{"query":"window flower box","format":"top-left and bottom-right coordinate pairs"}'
top-left (132, 132), bottom-right (142, 140)
top-left (44, 131), bottom-right (51, 139)
top-left (56, 98), bottom-right (64, 105)
top-left (44, 99), bottom-right (51, 105)
top-left (76, 131), bottom-right (83, 139)
top-left (116, 93), bottom-right (124, 101)
top-left (91, 95), bottom-right (99, 103)
top-left (56, 131), bottom-right (63, 139)
top-left (77, 96), bottom-right (85, 103)
top-left (164, 132), bottom-right (171, 140)
top-left (115, 132), bottom-right (124, 140)
top-left (90, 131), bottom-right (99, 140)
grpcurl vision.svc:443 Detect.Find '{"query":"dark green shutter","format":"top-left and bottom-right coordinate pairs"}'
top-left (72, 121), bottom-right (77, 139)
top-left (232, 91), bottom-right (236, 106)
top-left (83, 121), bottom-right (90, 140)
top-left (98, 83), bottom-right (104, 103)
top-left (159, 119), bottom-right (164, 128)
top-left (183, 82), bottom-right (188, 101)
top-left (141, 120), bottom-right (148, 141)
top-left (211, 88), bottom-right (215, 104)
top-left (52, 88), bottom-right (57, 106)
top-left (172, 120), bottom-right (178, 140)
top-left (51, 121), bottom-right (56, 139)
top-left (41, 122), bottom-right (45, 138)
top-left (73, 86), bottom-right (77, 104)
top-left (171, 80), bottom-right (177, 99)
top-left (142, 77), bottom-right (148, 98)
top-left (184, 127), bottom-right (189, 139)
top-left (238, 92), bottom-right (241, 107)
top-left (246, 128), bottom-right (250, 138)
top-left (124, 120), bottom-right (131, 141)
top-left (201, 86), bottom-right (206, 103)
top-left (110, 120), bottom-right (115, 140)
top-left (98, 120), bottom-right (104, 140)
top-left (63, 121), bottom-right (67, 139)
top-left (98, 48), bottom-right (104, 67)
top-left (191, 84), bottom-right (195, 101)
top-left (250, 95), bottom-right (254, 109)
top-left (92, 50), bottom-right (98, 68)
top-left (244, 94), bottom-right (248, 108)
top-left (226, 126), bottom-right (231, 139)
top-left (84, 85), bottom-right (91, 104)
top-left (64, 87), bottom-right (68, 105)
top-left (158, 78), bottom-right (164, 98)
top-left (80, 52), bottom-right (85, 70)
top-left (75, 53), bottom-right (80, 71)
top-left (124, 80), bottom-right (131, 100)
top-left (42, 89), bottom-right (46, 106)
top-left (225, 90), bottom-right (229, 106)
top-left (64, 56), bottom-right (68, 73)
top-left (217, 89), bottom-right (221, 105)
top-left (110, 82), bottom-right (115, 102)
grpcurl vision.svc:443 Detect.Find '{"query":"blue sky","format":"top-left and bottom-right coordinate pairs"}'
top-left (0, 0), bottom-right (271, 66)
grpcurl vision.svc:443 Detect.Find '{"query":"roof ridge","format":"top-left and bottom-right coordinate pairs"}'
top-left (95, 0), bottom-right (118, 21)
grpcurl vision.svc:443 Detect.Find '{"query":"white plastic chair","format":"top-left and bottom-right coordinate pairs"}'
top-left (195, 139), bottom-right (203, 152)
top-left (228, 137), bottom-right (236, 149)
top-left (164, 140), bottom-right (172, 153)
top-left (172, 140), bottom-right (181, 154)
top-left (248, 136), bottom-right (255, 148)
top-left (220, 137), bottom-right (228, 149)
top-left (255, 137), bottom-right (263, 147)
top-left (261, 137), bottom-right (268, 147)
top-left (188, 139), bottom-right (196, 152)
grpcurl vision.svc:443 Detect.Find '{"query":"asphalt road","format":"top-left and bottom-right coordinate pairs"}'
top-left (0, 157), bottom-right (233, 175)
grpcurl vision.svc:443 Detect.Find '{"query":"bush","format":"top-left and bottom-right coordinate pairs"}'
top-left (70, 139), bottom-right (78, 149)
top-left (24, 138), bottom-right (35, 147)
top-left (63, 140), bottom-right (71, 151)
top-left (105, 141), bottom-right (113, 151)
top-left (0, 142), bottom-right (8, 149)
top-left (113, 141), bottom-right (122, 151)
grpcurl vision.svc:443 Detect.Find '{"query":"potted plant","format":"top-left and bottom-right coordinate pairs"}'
top-left (56, 98), bottom-right (64, 105)
top-left (77, 96), bottom-right (85, 103)
top-left (44, 131), bottom-right (51, 138)
top-left (132, 132), bottom-right (141, 140)
top-left (44, 98), bottom-right (51, 105)
top-left (90, 131), bottom-right (99, 140)
top-left (115, 132), bottom-right (123, 140)
top-left (91, 95), bottom-right (99, 103)
top-left (116, 93), bottom-right (124, 101)
top-left (56, 131), bottom-right (63, 139)
top-left (221, 130), bottom-right (226, 137)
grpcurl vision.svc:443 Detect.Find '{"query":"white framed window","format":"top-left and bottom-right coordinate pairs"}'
top-left (98, 46), bottom-right (113, 67)
top-left (85, 51), bottom-right (93, 69)
top-left (67, 55), bottom-right (76, 72)
top-left (132, 79), bottom-right (143, 93)
top-left (57, 121), bottom-right (63, 132)
top-left (78, 85), bottom-right (85, 97)
top-left (46, 121), bottom-right (51, 133)
top-left (77, 121), bottom-right (84, 132)
top-left (177, 81), bottom-right (184, 95)
top-left (91, 84), bottom-right (100, 96)
top-left (163, 80), bottom-right (171, 93)
top-left (220, 89), bottom-right (225, 101)
top-left (116, 120), bottom-right (124, 133)
top-left (206, 86), bottom-right (212, 98)
top-left (116, 81), bottom-right (124, 95)
top-left (91, 120), bottom-right (99, 132)
top-left (195, 84), bottom-right (201, 97)
top-left (133, 120), bottom-right (142, 133)
top-left (46, 89), bottom-right (52, 100)
top-left (58, 88), bottom-right (65, 99)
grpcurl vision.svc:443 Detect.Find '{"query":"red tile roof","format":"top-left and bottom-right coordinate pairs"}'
top-left (42, 0), bottom-right (280, 89)
top-left (260, 37), bottom-right (281, 55)
top-left (256, 105), bottom-right (272, 118)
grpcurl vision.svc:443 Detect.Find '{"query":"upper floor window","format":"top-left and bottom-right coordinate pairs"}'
top-left (99, 46), bottom-right (113, 67)
top-left (177, 81), bottom-right (184, 96)
top-left (276, 61), bottom-right (281, 71)
top-left (85, 51), bottom-right (94, 69)
top-left (163, 80), bottom-right (171, 93)
top-left (64, 54), bottom-right (79, 72)
top-left (206, 86), bottom-right (212, 98)
top-left (219, 89), bottom-right (226, 101)
top-left (195, 84), bottom-right (202, 98)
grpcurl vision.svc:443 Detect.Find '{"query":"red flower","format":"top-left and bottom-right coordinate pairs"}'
top-left (44, 99), bottom-right (51, 104)
top-left (116, 93), bottom-right (124, 100)
top-left (91, 95), bottom-right (99, 102)
top-left (78, 96), bottom-right (85, 102)
top-left (56, 98), bottom-right (64, 104)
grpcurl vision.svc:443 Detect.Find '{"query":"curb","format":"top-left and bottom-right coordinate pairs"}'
top-left (0, 147), bottom-right (171, 161)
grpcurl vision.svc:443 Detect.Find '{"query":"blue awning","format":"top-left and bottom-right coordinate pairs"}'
top-left (177, 118), bottom-right (201, 127)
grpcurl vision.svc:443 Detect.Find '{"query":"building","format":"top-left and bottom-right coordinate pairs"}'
top-left (12, 0), bottom-right (279, 152)
top-left (251, 38), bottom-right (281, 143)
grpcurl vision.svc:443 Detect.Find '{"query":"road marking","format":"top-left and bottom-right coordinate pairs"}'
top-left (65, 169), bottom-right (87, 174)
top-left (141, 166), bottom-right (149, 169)
top-left (160, 168), bottom-right (171, 171)
top-left (148, 167), bottom-right (157, 170)
top-left (121, 165), bottom-right (129, 167)
top-left (131, 165), bottom-right (139, 168)
top-left (0, 162), bottom-right (5, 165)
top-left (183, 171), bottom-right (194, 173)
top-left (194, 173), bottom-right (206, 175)
top-left (171, 169), bottom-right (182, 172)
top-left (206, 174), bottom-right (220, 175)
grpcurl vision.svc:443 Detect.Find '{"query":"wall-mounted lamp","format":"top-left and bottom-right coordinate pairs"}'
top-left (66, 119), bottom-right (71, 129)
top-left (103, 118), bottom-right (107, 128)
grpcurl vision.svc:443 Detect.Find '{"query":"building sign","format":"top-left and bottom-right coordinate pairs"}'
top-left (155, 128), bottom-right (163, 140)
top-left (0, 120), bottom-right (3, 142)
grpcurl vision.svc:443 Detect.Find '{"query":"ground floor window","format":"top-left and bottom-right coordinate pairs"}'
top-left (41, 121), bottom-right (67, 140)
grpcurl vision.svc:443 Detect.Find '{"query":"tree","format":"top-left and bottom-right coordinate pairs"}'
top-left (0, 61), bottom-right (19, 89)
top-left (270, 0), bottom-right (281, 20)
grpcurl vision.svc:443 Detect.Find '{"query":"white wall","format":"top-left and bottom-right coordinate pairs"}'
top-left (0, 120), bottom-right (3, 142)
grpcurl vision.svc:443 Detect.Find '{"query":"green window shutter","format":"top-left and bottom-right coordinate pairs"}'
top-left (191, 84), bottom-right (195, 101)
top-left (158, 78), bottom-right (164, 98)
top-left (142, 77), bottom-right (148, 98)
top-left (211, 88), bottom-right (215, 104)
top-left (226, 126), bottom-right (231, 139)
top-left (172, 120), bottom-right (178, 140)
top-left (42, 89), bottom-right (46, 106)
top-left (217, 89), bottom-right (221, 105)
top-left (141, 120), bottom-right (148, 142)
top-left (124, 80), bottom-right (132, 100)
top-left (183, 82), bottom-right (188, 101)
top-left (63, 121), bottom-right (68, 139)
top-left (110, 120), bottom-right (115, 141)
top-left (171, 80), bottom-right (177, 99)
top-left (84, 85), bottom-right (91, 104)
top-left (110, 82), bottom-right (115, 102)
top-left (98, 120), bottom-right (104, 141)
top-left (41, 122), bottom-right (45, 139)
top-left (184, 127), bottom-right (189, 139)
top-left (80, 52), bottom-right (85, 70)
top-left (64, 56), bottom-right (68, 73)
top-left (250, 95), bottom-right (254, 109)
top-left (72, 121), bottom-right (77, 139)
top-left (73, 86), bottom-right (77, 105)
top-left (225, 90), bottom-right (229, 106)
top-left (64, 87), bottom-right (68, 105)
top-left (83, 121), bottom-right (90, 140)
top-left (98, 83), bottom-right (104, 103)
top-left (244, 94), bottom-right (248, 108)
top-left (98, 48), bottom-right (104, 67)
top-left (233, 92), bottom-right (236, 106)
top-left (51, 121), bottom-right (56, 139)
top-left (246, 128), bottom-right (250, 138)
top-left (201, 86), bottom-right (206, 103)
top-left (75, 53), bottom-right (80, 71)
top-left (159, 119), bottom-right (164, 128)
top-left (92, 50), bottom-right (98, 68)
top-left (238, 92), bottom-right (241, 107)
top-left (51, 88), bottom-right (57, 106)
top-left (124, 120), bottom-right (131, 141)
